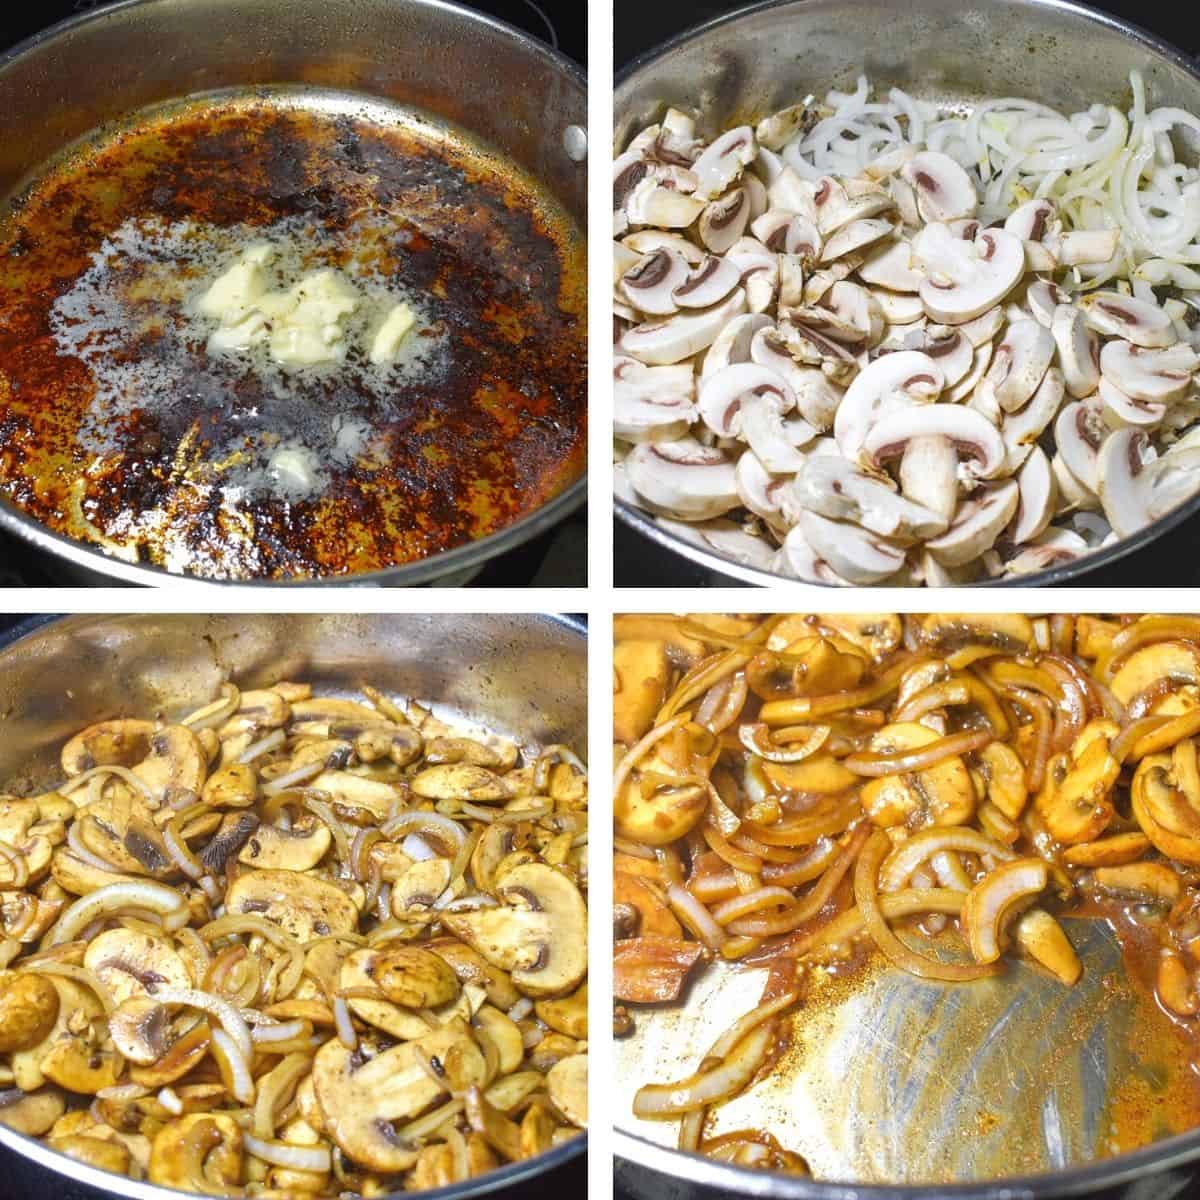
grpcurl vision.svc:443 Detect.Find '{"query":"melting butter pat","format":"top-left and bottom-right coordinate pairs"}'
top-left (198, 247), bottom-right (363, 368)
top-left (370, 302), bottom-right (417, 365)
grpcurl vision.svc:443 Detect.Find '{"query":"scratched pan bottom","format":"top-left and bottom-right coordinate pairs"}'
top-left (616, 920), bottom-right (1200, 1185)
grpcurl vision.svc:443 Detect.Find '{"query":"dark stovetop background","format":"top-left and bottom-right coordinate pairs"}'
top-left (0, 0), bottom-right (586, 589)
top-left (614, 0), bottom-right (1200, 588)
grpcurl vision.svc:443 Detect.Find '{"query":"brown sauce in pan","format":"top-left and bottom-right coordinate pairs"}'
top-left (0, 89), bottom-right (585, 580)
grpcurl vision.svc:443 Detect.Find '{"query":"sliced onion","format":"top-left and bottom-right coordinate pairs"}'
top-left (244, 1133), bottom-right (331, 1172)
top-left (710, 886), bottom-right (798, 926)
top-left (49, 880), bottom-right (190, 945)
top-left (333, 996), bottom-right (357, 1050)
top-left (181, 683), bottom-right (240, 732)
top-left (962, 859), bottom-right (1049, 964)
top-left (844, 728), bottom-right (993, 776)
top-left (402, 834), bottom-right (438, 861)
top-left (633, 1023), bottom-right (773, 1116)
top-left (21, 961), bottom-right (116, 1013)
top-left (667, 883), bottom-right (726, 950)
top-left (506, 997), bottom-right (534, 1022)
top-left (303, 793), bottom-right (352, 863)
top-left (0, 844), bottom-right (29, 889)
top-left (261, 761), bottom-right (324, 794)
top-left (253, 1051), bottom-right (312, 1139)
top-left (60, 764), bottom-right (158, 804)
top-left (237, 728), bottom-right (287, 765)
top-left (878, 828), bottom-right (1017, 893)
top-left (739, 722), bottom-right (830, 764)
top-left (210, 1026), bottom-right (255, 1104)
top-left (155, 986), bottom-right (253, 1059)
top-left (384, 811), bottom-right (466, 853)
top-left (854, 831), bottom-right (995, 981)
top-left (157, 1086), bottom-right (184, 1115)
top-left (251, 1019), bottom-right (306, 1044)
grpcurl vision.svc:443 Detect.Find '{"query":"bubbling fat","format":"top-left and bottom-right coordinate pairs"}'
top-left (50, 211), bottom-right (449, 506)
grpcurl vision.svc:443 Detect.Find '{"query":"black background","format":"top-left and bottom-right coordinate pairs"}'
top-left (0, 0), bottom-right (586, 588)
top-left (613, 0), bottom-right (1200, 588)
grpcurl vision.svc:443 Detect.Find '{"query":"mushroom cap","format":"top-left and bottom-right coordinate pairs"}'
top-left (698, 189), bottom-right (751, 255)
top-left (903, 326), bottom-right (975, 388)
top-left (833, 349), bottom-right (945, 461)
top-left (1003, 198), bottom-right (1058, 243)
top-left (83, 928), bottom-right (193, 1006)
top-left (700, 311), bottom-right (772, 380)
top-left (620, 289), bottom-right (748, 366)
top-left (735, 449), bottom-right (789, 524)
top-left (790, 455), bottom-right (947, 539)
top-left (862, 403), bottom-right (1006, 481)
top-left (442, 863), bottom-right (587, 998)
top-left (60, 719), bottom-right (155, 777)
top-left (546, 1054), bottom-right (587, 1127)
top-left (1080, 290), bottom-right (1177, 348)
top-left (1054, 397), bottom-right (1107, 492)
top-left (625, 439), bottom-right (740, 520)
top-left (912, 223), bottom-right (1025, 324)
top-left (796, 510), bottom-right (907, 584)
top-left (772, 523), bottom-right (851, 585)
top-left (1097, 375), bottom-right (1165, 429)
top-left (925, 479), bottom-right (1020, 566)
top-left (902, 151), bottom-right (979, 223)
top-left (750, 328), bottom-right (844, 429)
top-left (1026, 279), bottom-right (1069, 327)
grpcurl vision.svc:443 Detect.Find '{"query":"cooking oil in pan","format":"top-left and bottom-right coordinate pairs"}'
top-left (0, 87), bottom-right (585, 580)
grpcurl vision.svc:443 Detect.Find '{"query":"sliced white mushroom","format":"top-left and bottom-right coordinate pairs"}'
top-left (700, 312), bottom-right (772, 380)
top-left (742, 172), bottom-right (769, 222)
top-left (697, 362), bottom-right (794, 438)
top-left (873, 289), bottom-right (927, 325)
top-left (735, 450), bottom-right (789, 527)
top-left (791, 456), bottom-right (946, 538)
top-left (1055, 396), bottom-right (1108, 493)
top-left (890, 174), bottom-right (922, 228)
top-left (657, 517), bottom-right (779, 570)
top-left (692, 127), bottom-right (757, 200)
top-left (898, 434), bottom-right (960, 524)
top-left (772, 523), bottom-right (851, 585)
top-left (618, 248), bottom-right (691, 316)
top-left (673, 256), bottom-right (742, 309)
top-left (1096, 427), bottom-right (1157, 537)
top-left (625, 176), bottom-right (706, 229)
top-left (985, 319), bottom-right (1055, 412)
top-left (912, 223), bottom-right (1025, 323)
top-left (959, 306), bottom-right (1006, 348)
top-left (901, 151), bottom-right (979, 223)
top-left (749, 327), bottom-right (843, 430)
top-left (861, 403), bottom-right (1006, 481)
top-left (1080, 291), bottom-right (1177, 348)
top-left (620, 289), bottom-right (747, 365)
top-left (797, 509), bottom-right (907, 584)
top-left (1100, 341), bottom-right (1198, 403)
top-left (925, 479), bottom-right (1019, 566)
top-left (1058, 228), bottom-right (1120, 267)
top-left (813, 175), bottom-right (894, 235)
top-left (741, 395), bottom-right (816, 474)
top-left (1026, 279), bottom-right (1069, 327)
top-left (751, 211), bottom-right (822, 260)
top-left (767, 167), bottom-right (819, 218)
top-left (698, 189), bottom-right (751, 254)
top-left (1001, 366), bottom-right (1065, 472)
top-left (833, 350), bottom-right (944, 461)
top-left (821, 218), bottom-right (894, 264)
top-left (756, 104), bottom-right (813, 152)
top-left (1051, 451), bottom-right (1101, 513)
top-left (903, 326), bottom-right (974, 388)
top-left (1010, 445), bottom-right (1057, 544)
top-left (1097, 376), bottom-right (1166, 428)
top-left (1004, 527), bottom-right (1090, 575)
top-left (613, 356), bottom-right (697, 443)
top-left (1141, 445), bottom-right (1200, 521)
top-left (621, 230), bottom-right (705, 265)
top-left (858, 238), bottom-right (921, 292)
top-left (624, 440), bottom-right (739, 520)
top-left (1051, 304), bottom-right (1101, 398)
top-left (613, 240), bottom-right (642, 285)
top-left (1004, 198), bottom-right (1058, 244)
top-left (724, 238), bottom-right (779, 313)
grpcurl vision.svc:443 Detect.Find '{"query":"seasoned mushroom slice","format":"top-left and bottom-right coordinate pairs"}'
top-left (237, 813), bottom-right (331, 871)
top-left (411, 763), bottom-right (514, 803)
top-left (546, 1054), bottom-right (587, 1127)
top-left (225, 869), bottom-right (358, 941)
top-left (443, 863), bottom-right (587, 998)
top-left (60, 720), bottom-right (155, 776)
top-left (83, 928), bottom-right (193, 1005)
top-left (314, 1025), bottom-right (487, 1171)
top-left (148, 1112), bottom-right (243, 1195)
top-left (132, 726), bottom-right (208, 802)
top-left (624, 440), bottom-right (739, 520)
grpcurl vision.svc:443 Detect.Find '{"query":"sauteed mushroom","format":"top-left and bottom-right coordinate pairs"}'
top-left (615, 614), bottom-right (1200, 1169)
top-left (0, 674), bottom-right (587, 1195)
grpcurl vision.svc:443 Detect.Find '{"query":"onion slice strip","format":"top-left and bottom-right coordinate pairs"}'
top-left (878, 828), bottom-right (1017, 893)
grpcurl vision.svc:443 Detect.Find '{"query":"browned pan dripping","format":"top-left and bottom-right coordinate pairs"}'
top-left (0, 88), bottom-right (585, 580)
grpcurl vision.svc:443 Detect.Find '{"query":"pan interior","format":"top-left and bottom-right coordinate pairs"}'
top-left (0, 87), bottom-right (585, 581)
top-left (616, 918), bottom-right (1200, 1184)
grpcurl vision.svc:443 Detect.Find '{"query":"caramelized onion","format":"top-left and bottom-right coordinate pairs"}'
top-left (843, 729), bottom-right (993, 776)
